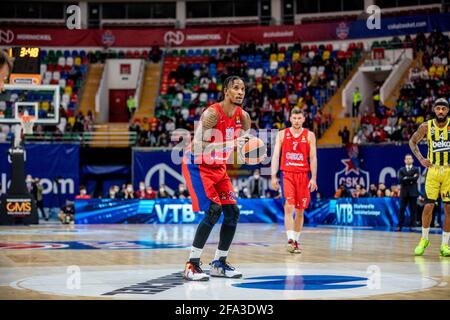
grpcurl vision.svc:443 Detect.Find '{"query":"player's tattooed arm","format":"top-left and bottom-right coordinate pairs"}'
top-left (192, 107), bottom-right (225, 155)
top-left (409, 122), bottom-right (432, 168)
top-left (271, 130), bottom-right (283, 190)
top-left (308, 131), bottom-right (318, 192)
top-left (236, 110), bottom-right (252, 148)
top-left (241, 110), bottom-right (252, 133)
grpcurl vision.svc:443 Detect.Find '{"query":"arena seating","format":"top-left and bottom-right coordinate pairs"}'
top-left (355, 32), bottom-right (449, 144)
top-left (135, 42), bottom-right (362, 147)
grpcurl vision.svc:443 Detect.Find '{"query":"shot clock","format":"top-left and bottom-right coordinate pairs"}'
top-left (9, 47), bottom-right (42, 85)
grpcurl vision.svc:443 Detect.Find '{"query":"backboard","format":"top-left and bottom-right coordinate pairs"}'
top-left (0, 84), bottom-right (60, 124)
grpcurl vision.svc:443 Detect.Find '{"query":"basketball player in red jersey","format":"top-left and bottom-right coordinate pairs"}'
top-left (271, 107), bottom-right (318, 254)
top-left (0, 51), bottom-right (12, 92)
top-left (182, 76), bottom-right (252, 281)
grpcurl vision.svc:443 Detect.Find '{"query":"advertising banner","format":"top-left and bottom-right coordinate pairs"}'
top-left (1, 13), bottom-right (449, 47)
top-left (75, 198), bottom-right (284, 224)
top-left (0, 143), bottom-right (80, 208)
top-left (75, 197), bottom-right (421, 227)
top-left (133, 144), bottom-right (428, 199)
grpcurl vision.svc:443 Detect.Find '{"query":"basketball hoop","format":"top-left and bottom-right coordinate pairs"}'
top-left (19, 114), bottom-right (36, 135)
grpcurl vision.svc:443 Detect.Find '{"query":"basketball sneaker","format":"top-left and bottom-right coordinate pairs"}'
top-left (209, 260), bottom-right (242, 278)
top-left (287, 239), bottom-right (301, 253)
top-left (414, 238), bottom-right (430, 256)
top-left (440, 244), bottom-right (450, 257)
top-left (293, 241), bottom-right (302, 254)
top-left (183, 262), bottom-right (209, 281)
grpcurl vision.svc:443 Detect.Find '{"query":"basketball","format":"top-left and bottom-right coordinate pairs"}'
top-left (239, 136), bottom-right (267, 165)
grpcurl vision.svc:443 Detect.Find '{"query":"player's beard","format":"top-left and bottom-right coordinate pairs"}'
top-left (436, 114), bottom-right (448, 124)
top-left (232, 97), bottom-right (243, 106)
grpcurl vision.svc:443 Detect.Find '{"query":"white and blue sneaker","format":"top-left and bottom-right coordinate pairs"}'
top-left (183, 262), bottom-right (210, 281)
top-left (209, 260), bottom-right (243, 278)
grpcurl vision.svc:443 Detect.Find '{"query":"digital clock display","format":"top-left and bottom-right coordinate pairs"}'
top-left (19, 47), bottom-right (40, 58)
top-left (9, 47), bottom-right (41, 75)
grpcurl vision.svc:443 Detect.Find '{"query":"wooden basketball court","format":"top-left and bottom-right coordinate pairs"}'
top-left (0, 224), bottom-right (448, 299)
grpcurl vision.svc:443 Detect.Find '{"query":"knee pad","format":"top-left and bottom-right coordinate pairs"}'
top-left (205, 202), bottom-right (222, 225)
top-left (223, 204), bottom-right (240, 225)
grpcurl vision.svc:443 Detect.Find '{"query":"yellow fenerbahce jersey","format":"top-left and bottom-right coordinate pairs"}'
top-left (427, 118), bottom-right (450, 166)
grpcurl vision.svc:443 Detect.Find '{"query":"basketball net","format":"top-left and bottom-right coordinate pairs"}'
top-left (14, 111), bottom-right (36, 147)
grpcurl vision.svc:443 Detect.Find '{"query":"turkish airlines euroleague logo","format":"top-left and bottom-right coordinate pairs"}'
top-left (6, 199), bottom-right (32, 215)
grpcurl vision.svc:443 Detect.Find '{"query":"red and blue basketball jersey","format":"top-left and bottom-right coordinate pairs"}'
top-left (183, 103), bottom-right (243, 212)
top-left (280, 128), bottom-right (310, 172)
top-left (280, 128), bottom-right (311, 209)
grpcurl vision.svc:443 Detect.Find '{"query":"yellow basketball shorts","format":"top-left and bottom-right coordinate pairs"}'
top-left (425, 166), bottom-right (450, 202)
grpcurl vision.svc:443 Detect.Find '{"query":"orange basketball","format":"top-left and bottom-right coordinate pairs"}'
top-left (239, 136), bottom-right (267, 165)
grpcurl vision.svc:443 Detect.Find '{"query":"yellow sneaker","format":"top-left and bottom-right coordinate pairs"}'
top-left (440, 244), bottom-right (450, 257)
top-left (414, 238), bottom-right (430, 256)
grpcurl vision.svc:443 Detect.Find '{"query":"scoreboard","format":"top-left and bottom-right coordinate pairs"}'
top-left (9, 47), bottom-right (41, 85)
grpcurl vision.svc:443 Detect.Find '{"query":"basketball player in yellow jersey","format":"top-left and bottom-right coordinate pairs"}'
top-left (409, 98), bottom-right (450, 257)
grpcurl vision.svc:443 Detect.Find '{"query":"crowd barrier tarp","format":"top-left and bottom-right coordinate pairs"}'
top-left (74, 197), bottom-right (410, 226)
top-left (75, 198), bottom-right (284, 224)
top-left (1, 13), bottom-right (449, 47)
top-left (133, 144), bottom-right (428, 199)
top-left (0, 143), bottom-right (80, 207)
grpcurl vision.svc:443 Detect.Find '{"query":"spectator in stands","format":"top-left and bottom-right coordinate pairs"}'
top-left (124, 183), bottom-right (136, 199)
top-left (239, 186), bottom-right (252, 199)
top-left (338, 126), bottom-right (350, 145)
top-left (75, 185), bottom-right (91, 200)
top-left (0, 50), bottom-right (12, 92)
top-left (127, 95), bottom-right (136, 120)
top-left (373, 85), bottom-right (381, 111)
top-left (174, 183), bottom-right (190, 199)
top-left (352, 184), bottom-right (368, 198)
top-left (247, 169), bottom-right (265, 198)
top-left (157, 184), bottom-right (171, 198)
top-left (334, 184), bottom-right (351, 198)
top-left (145, 186), bottom-right (157, 199)
top-left (32, 178), bottom-right (47, 220)
top-left (352, 87), bottom-right (362, 117)
top-left (234, 186), bottom-right (240, 199)
top-left (73, 112), bottom-right (85, 133)
top-left (84, 111), bottom-right (95, 132)
top-left (26, 174), bottom-right (33, 193)
top-left (136, 181), bottom-right (147, 199)
top-left (371, 126), bottom-right (386, 143)
top-left (165, 118), bottom-right (176, 133)
top-left (390, 185), bottom-right (400, 198)
top-left (150, 42), bottom-right (162, 63)
top-left (107, 186), bottom-right (116, 199)
top-left (156, 132), bottom-right (170, 147)
top-left (378, 183), bottom-right (388, 197)
top-left (58, 201), bottom-right (74, 225)
top-left (352, 128), bottom-right (367, 144)
top-left (369, 183), bottom-right (378, 197)
top-left (114, 185), bottom-right (124, 199)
